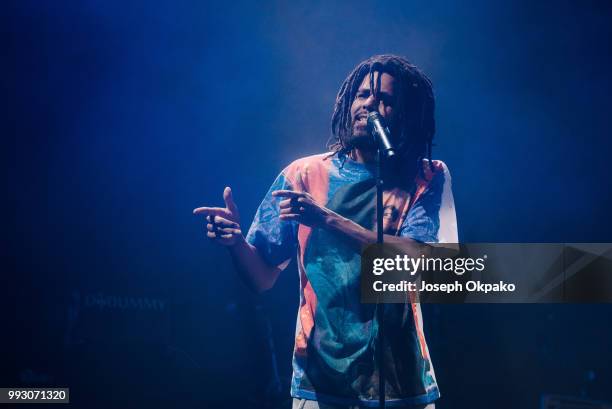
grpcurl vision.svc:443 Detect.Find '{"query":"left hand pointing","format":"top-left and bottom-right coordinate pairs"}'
top-left (272, 190), bottom-right (332, 228)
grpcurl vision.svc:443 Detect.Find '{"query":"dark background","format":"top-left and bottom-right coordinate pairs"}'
top-left (3, 1), bottom-right (612, 408)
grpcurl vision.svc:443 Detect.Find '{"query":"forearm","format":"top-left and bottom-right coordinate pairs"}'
top-left (324, 212), bottom-right (431, 257)
top-left (227, 235), bottom-right (281, 293)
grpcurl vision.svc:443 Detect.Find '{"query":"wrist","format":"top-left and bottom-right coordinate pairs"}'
top-left (323, 211), bottom-right (343, 231)
top-left (323, 210), bottom-right (374, 246)
top-left (228, 233), bottom-right (248, 252)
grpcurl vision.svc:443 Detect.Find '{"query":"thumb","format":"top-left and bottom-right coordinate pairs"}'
top-left (223, 186), bottom-right (238, 214)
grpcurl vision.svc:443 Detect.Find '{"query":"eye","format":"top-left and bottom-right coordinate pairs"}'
top-left (381, 95), bottom-right (395, 107)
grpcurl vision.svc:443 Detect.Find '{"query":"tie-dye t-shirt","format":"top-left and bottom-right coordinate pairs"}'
top-left (246, 152), bottom-right (457, 407)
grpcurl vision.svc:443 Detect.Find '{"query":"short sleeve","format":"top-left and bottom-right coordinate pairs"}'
top-left (246, 170), bottom-right (299, 268)
top-left (399, 161), bottom-right (458, 244)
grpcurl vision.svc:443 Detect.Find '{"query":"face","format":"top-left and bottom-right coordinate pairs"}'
top-left (348, 71), bottom-right (398, 149)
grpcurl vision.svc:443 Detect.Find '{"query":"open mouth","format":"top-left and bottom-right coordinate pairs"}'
top-left (354, 119), bottom-right (367, 129)
top-left (354, 113), bottom-right (368, 126)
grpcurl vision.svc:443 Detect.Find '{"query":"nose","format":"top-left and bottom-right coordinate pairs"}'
top-left (363, 95), bottom-right (381, 114)
top-left (363, 95), bottom-right (377, 111)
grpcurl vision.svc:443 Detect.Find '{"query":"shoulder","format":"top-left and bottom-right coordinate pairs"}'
top-left (418, 158), bottom-right (451, 181)
top-left (414, 159), bottom-right (452, 194)
top-left (285, 152), bottom-right (333, 170)
top-left (282, 152), bottom-right (334, 180)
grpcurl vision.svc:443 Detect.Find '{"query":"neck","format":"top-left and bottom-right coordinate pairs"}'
top-left (350, 148), bottom-right (377, 164)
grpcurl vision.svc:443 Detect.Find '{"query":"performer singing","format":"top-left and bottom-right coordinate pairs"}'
top-left (194, 54), bottom-right (457, 409)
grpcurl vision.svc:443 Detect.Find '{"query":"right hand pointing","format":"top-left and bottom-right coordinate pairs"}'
top-left (193, 187), bottom-right (243, 246)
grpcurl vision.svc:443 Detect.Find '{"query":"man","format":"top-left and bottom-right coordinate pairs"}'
top-left (194, 54), bottom-right (457, 408)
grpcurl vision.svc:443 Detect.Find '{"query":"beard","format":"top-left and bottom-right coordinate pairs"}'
top-left (346, 122), bottom-right (377, 150)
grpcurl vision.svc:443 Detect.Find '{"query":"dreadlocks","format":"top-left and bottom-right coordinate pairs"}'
top-left (328, 54), bottom-right (436, 175)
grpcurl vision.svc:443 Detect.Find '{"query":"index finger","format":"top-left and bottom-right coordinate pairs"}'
top-left (271, 190), bottom-right (302, 198)
top-left (192, 207), bottom-right (226, 216)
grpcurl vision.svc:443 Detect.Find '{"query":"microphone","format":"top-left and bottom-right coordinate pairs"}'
top-left (367, 112), bottom-right (396, 159)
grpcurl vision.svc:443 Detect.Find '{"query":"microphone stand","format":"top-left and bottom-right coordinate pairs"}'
top-left (375, 148), bottom-right (386, 409)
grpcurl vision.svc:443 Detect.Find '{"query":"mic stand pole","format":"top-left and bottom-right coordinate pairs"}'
top-left (376, 148), bottom-right (385, 409)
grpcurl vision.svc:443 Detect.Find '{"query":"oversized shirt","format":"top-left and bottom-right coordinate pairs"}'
top-left (246, 152), bottom-right (458, 407)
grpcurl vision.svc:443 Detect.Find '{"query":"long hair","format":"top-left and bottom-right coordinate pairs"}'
top-left (328, 54), bottom-right (436, 175)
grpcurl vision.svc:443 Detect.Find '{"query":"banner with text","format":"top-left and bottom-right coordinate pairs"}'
top-left (360, 243), bottom-right (612, 303)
